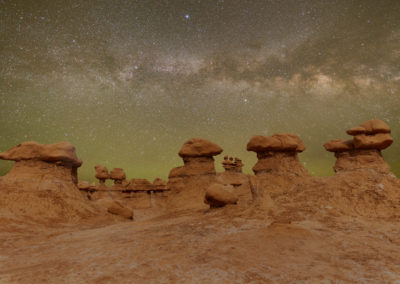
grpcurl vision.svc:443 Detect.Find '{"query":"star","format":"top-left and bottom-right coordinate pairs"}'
top-left (184, 14), bottom-right (190, 20)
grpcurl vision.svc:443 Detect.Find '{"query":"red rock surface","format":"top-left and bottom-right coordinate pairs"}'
top-left (205, 183), bottom-right (238, 208)
top-left (0, 141), bottom-right (100, 223)
top-left (0, 141), bottom-right (82, 166)
top-left (178, 137), bottom-right (223, 157)
top-left (247, 133), bottom-right (306, 152)
top-left (1, 125), bottom-right (400, 282)
top-left (247, 134), bottom-right (309, 177)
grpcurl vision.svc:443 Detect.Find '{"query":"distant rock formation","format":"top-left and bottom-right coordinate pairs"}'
top-left (95, 165), bottom-right (110, 187)
top-left (324, 119), bottom-right (393, 173)
top-left (110, 168), bottom-right (127, 185)
top-left (168, 138), bottom-right (223, 210)
top-left (217, 155), bottom-right (252, 206)
top-left (0, 141), bottom-right (98, 222)
top-left (222, 156), bottom-right (244, 173)
top-left (247, 133), bottom-right (309, 177)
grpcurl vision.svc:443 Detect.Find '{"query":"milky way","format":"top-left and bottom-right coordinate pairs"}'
top-left (1, 0), bottom-right (400, 181)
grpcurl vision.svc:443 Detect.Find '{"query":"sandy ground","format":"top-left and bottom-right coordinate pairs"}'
top-left (1, 207), bottom-right (400, 283)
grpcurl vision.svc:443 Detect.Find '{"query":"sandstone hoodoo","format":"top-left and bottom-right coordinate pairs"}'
top-left (0, 141), bottom-right (98, 222)
top-left (167, 138), bottom-right (223, 210)
top-left (110, 168), bottom-right (127, 185)
top-left (95, 165), bottom-right (110, 187)
top-left (246, 133), bottom-right (308, 176)
top-left (217, 156), bottom-right (252, 206)
top-left (324, 119), bottom-right (393, 173)
top-left (169, 138), bottom-right (223, 179)
top-left (222, 156), bottom-right (244, 173)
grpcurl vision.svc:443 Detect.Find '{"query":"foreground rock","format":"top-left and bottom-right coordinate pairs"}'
top-left (168, 138), bottom-right (223, 211)
top-left (0, 141), bottom-right (99, 223)
top-left (205, 183), bottom-right (238, 208)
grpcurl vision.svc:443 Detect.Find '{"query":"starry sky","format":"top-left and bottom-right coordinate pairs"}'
top-left (1, 0), bottom-right (400, 182)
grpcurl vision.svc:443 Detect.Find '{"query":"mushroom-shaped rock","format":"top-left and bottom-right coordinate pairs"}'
top-left (179, 138), bottom-right (223, 158)
top-left (247, 133), bottom-right (306, 152)
top-left (0, 141), bottom-right (99, 222)
top-left (95, 165), bottom-right (109, 186)
top-left (325, 119), bottom-right (393, 174)
top-left (110, 168), bottom-right (126, 185)
top-left (205, 184), bottom-right (238, 208)
top-left (0, 141), bottom-right (82, 167)
top-left (167, 138), bottom-right (223, 211)
top-left (246, 133), bottom-right (309, 176)
top-left (324, 139), bottom-right (354, 152)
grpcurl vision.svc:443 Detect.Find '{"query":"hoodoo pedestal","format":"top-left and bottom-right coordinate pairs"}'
top-left (167, 138), bottom-right (223, 210)
top-left (247, 133), bottom-right (308, 177)
top-left (324, 119), bottom-right (393, 174)
top-left (0, 141), bottom-right (97, 222)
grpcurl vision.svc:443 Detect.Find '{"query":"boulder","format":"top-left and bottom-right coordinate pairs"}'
top-left (107, 201), bottom-right (134, 219)
top-left (205, 184), bottom-right (238, 208)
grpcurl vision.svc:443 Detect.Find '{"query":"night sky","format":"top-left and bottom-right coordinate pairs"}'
top-left (1, 0), bottom-right (399, 182)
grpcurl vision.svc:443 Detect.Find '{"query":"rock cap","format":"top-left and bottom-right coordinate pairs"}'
top-left (347, 119), bottom-right (391, 136)
top-left (110, 168), bottom-right (126, 180)
top-left (179, 138), bottom-right (223, 158)
top-left (247, 133), bottom-right (306, 152)
top-left (323, 139), bottom-right (354, 152)
top-left (0, 141), bottom-right (82, 167)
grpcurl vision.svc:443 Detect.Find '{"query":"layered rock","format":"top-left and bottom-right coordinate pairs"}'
top-left (110, 168), bottom-right (127, 185)
top-left (324, 119), bottom-right (393, 173)
top-left (0, 141), bottom-right (98, 222)
top-left (217, 155), bottom-right (252, 206)
top-left (167, 138), bottom-right (223, 210)
top-left (95, 165), bottom-right (110, 187)
top-left (246, 133), bottom-right (308, 176)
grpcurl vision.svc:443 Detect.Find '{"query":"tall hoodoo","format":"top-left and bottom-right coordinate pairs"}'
top-left (167, 138), bottom-right (223, 210)
top-left (246, 133), bottom-right (308, 176)
top-left (324, 119), bottom-right (393, 173)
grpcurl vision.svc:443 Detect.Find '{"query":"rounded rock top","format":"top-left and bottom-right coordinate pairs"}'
top-left (0, 141), bottom-right (82, 167)
top-left (178, 138), bottom-right (223, 158)
top-left (247, 133), bottom-right (306, 152)
top-left (346, 119), bottom-right (391, 136)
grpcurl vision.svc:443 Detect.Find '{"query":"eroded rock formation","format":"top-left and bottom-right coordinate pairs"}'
top-left (0, 141), bottom-right (98, 222)
top-left (95, 165), bottom-right (110, 187)
top-left (324, 119), bottom-right (393, 173)
top-left (247, 133), bottom-right (309, 177)
top-left (167, 138), bottom-right (223, 210)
